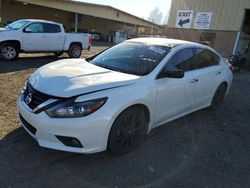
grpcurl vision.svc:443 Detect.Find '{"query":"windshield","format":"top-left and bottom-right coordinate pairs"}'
top-left (89, 41), bottom-right (170, 76)
top-left (6, 20), bottom-right (29, 30)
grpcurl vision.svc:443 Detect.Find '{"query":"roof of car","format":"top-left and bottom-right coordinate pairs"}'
top-left (18, 19), bottom-right (61, 25)
top-left (128, 38), bottom-right (204, 48)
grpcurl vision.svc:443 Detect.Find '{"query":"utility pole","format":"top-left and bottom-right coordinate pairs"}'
top-left (74, 13), bottom-right (78, 33)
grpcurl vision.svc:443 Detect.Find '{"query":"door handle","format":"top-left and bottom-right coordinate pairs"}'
top-left (215, 71), bottom-right (221, 75)
top-left (190, 78), bottom-right (199, 83)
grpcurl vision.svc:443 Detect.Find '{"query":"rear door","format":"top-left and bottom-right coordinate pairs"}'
top-left (191, 48), bottom-right (222, 108)
top-left (43, 23), bottom-right (64, 51)
top-left (154, 48), bottom-right (196, 125)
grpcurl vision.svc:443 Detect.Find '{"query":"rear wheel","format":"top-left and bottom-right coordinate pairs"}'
top-left (68, 44), bottom-right (82, 58)
top-left (0, 43), bottom-right (19, 61)
top-left (108, 107), bottom-right (148, 154)
top-left (209, 84), bottom-right (227, 110)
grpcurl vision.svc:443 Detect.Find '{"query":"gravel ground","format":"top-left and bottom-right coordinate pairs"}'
top-left (0, 47), bottom-right (250, 187)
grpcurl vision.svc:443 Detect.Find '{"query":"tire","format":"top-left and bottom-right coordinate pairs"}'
top-left (0, 43), bottom-right (19, 61)
top-left (108, 107), bottom-right (148, 154)
top-left (53, 51), bottom-right (64, 57)
top-left (68, 44), bottom-right (82, 58)
top-left (209, 83), bottom-right (227, 110)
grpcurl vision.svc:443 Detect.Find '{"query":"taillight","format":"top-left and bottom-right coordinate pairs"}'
top-left (229, 65), bottom-right (234, 72)
top-left (89, 36), bottom-right (92, 45)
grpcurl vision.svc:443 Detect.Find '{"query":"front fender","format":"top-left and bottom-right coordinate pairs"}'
top-left (76, 82), bottom-right (157, 131)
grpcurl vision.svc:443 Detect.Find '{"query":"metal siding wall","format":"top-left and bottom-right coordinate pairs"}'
top-left (168, 0), bottom-right (250, 31)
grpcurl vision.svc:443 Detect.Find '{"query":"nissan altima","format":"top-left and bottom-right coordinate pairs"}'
top-left (17, 38), bottom-right (233, 154)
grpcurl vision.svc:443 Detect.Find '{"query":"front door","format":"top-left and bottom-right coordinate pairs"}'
top-left (154, 48), bottom-right (196, 125)
top-left (21, 22), bottom-right (47, 51)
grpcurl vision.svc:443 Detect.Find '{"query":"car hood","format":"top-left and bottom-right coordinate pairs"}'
top-left (0, 27), bottom-right (11, 32)
top-left (29, 59), bottom-right (140, 98)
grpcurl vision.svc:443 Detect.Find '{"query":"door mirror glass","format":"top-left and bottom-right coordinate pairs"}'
top-left (24, 28), bottom-right (32, 33)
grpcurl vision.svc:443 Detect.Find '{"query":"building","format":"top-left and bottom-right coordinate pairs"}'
top-left (0, 0), bottom-right (161, 42)
top-left (167, 0), bottom-right (250, 63)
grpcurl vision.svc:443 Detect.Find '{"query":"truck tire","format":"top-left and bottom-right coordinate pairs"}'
top-left (53, 51), bottom-right (64, 57)
top-left (0, 43), bottom-right (19, 61)
top-left (68, 44), bottom-right (82, 58)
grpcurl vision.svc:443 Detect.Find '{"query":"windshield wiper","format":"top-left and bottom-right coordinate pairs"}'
top-left (97, 64), bottom-right (123, 73)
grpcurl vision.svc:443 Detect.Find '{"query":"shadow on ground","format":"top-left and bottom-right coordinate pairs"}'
top-left (0, 55), bottom-right (66, 73)
top-left (0, 42), bottom-right (111, 74)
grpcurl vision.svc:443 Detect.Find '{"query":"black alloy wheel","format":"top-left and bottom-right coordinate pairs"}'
top-left (108, 107), bottom-right (148, 154)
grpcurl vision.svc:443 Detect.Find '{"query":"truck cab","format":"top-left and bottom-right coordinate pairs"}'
top-left (0, 19), bottom-right (92, 61)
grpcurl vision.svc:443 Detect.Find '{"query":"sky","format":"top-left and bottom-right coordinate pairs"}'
top-left (75, 0), bottom-right (172, 21)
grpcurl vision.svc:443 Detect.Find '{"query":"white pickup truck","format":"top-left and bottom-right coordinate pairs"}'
top-left (0, 19), bottom-right (92, 61)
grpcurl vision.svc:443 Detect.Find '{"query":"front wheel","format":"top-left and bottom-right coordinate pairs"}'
top-left (68, 44), bottom-right (82, 58)
top-left (0, 43), bottom-right (19, 61)
top-left (108, 107), bottom-right (148, 154)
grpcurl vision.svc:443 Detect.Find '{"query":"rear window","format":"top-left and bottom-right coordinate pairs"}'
top-left (171, 48), bottom-right (195, 72)
top-left (196, 48), bottom-right (220, 68)
top-left (43, 23), bottom-right (61, 33)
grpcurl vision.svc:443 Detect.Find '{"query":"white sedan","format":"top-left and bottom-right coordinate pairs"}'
top-left (17, 38), bottom-right (233, 154)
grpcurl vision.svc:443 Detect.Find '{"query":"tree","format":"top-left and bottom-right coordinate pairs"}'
top-left (162, 10), bottom-right (170, 25)
top-left (147, 7), bottom-right (163, 25)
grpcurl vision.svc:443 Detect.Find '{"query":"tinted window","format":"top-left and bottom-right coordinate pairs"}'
top-left (89, 42), bottom-right (170, 76)
top-left (168, 48), bottom-right (195, 72)
top-left (25, 23), bottom-right (44, 33)
top-left (196, 48), bottom-right (220, 68)
top-left (44, 23), bottom-right (61, 33)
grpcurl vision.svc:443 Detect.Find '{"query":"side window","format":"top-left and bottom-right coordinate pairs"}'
top-left (167, 48), bottom-right (195, 72)
top-left (25, 23), bottom-right (44, 33)
top-left (196, 48), bottom-right (220, 69)
top-left (44, 23), bottom-right (61, 33)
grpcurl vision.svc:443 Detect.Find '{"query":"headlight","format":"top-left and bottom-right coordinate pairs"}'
top-left (45, 97), bottom-right (108, 118)
top-left (21, 78), bottom-right (29, 93)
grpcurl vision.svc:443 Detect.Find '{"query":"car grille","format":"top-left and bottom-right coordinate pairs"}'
top-left (19, 114), bottom-right (37, 135)
top-left (23, 83), bottom-right (50, 110)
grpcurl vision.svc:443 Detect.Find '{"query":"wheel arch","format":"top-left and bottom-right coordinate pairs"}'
top-left (107, 103), bottom-right (151, 153)
top-left (212, 81), bottom-right (228, 98)
top-left (219, 81), bottom-right (228, 93)
top-left (112, 103), bottom-right (151, 129)
top-left (69, 42), bottom-right (82, 49)
top-left (0, 40), bottom-right (21, 50)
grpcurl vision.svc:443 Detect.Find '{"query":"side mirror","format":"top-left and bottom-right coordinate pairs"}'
top-left (23, 28), bottom-right (32, 33)
top-left (158, 68), bottom-right (184, 79)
